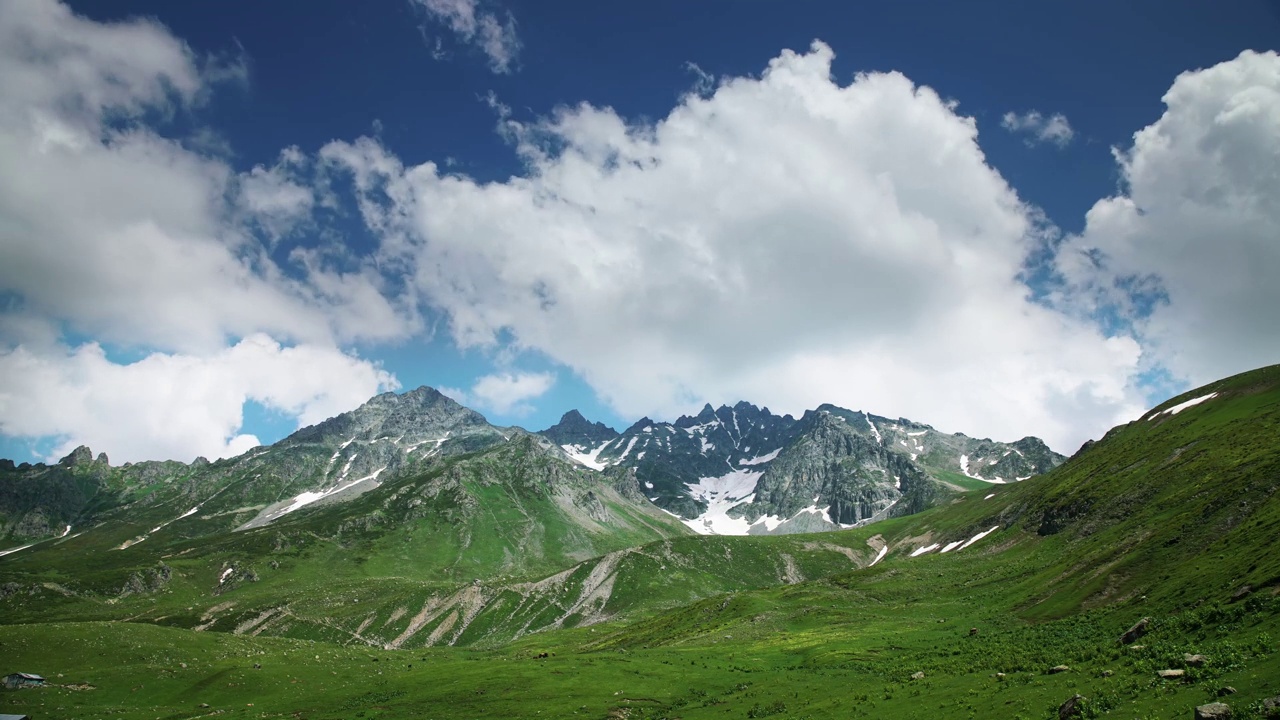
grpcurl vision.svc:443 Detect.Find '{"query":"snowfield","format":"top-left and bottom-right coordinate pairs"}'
top-left (681, 468), bottom-right (764, 535)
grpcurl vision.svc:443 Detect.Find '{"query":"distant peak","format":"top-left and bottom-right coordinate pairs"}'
top-left (58, 445), bottom-right (94, 467)
top-left (538, 408), bottom-right (618, 444)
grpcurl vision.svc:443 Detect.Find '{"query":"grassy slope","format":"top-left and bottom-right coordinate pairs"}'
top-left (3, 365), bottom-right (1280, 718)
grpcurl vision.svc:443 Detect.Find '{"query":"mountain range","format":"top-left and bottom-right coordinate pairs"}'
top-left (2, 366), bottom-right (1278, 718)
top-left (0, 390), bottom-right (1060, 547)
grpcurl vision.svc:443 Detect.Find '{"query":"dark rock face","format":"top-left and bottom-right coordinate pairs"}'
top-left (539, 410), bottom-right (619, 447)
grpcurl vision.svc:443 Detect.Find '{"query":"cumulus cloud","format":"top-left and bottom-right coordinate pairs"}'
top-left (0, 335), bottom-right (397, 463)
top-left (1001, 110), bottom-right (1075, 147)
top-left (0, 0), bottom-right (414, 354)
top-left (439, 371), bottom-right (555, 417)
top-left (1056, 50), bottom-right (1280, 388)
top-left (323, 42), bottom-right (1145, 452)
top-left (0, 0), bottom-right (413, 461)
top-left (410, 0), bottom-right (521, 74)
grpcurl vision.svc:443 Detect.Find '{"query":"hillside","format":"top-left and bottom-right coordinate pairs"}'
top-left (1, 365), bottom-right (1279, 719)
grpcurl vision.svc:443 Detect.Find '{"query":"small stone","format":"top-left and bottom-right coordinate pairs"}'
top-left (969, 627), bottom-right (979, 636)
top-left (1156, 668), bottom-right (1185, 679)
top-left (1058, 694), bottom-right (1085, 719)
top-left (910, 671), bottom-right (925, 680)
top-left (1048, 665), bottom-right (1070, 674)
top-left (1183, 653), bottom-right (1207, 667)
top-left (995, 672), bottom-right (1006, 680)
top-left (180, 663), bottom-right (187, 669)
top-left (1216, 687), bottom-right (1236, 697)
top-left (1129, 644), bottom-right (1146, 651)
top-left (199, 703), bottom-right (210, 708)
top-left (1100, 670), bottom-right (1113, 677)
top-left (253, 663), bottom-right (261, 670)
top-left (1120, 616), bottom-right (1152, 644)
top-left (1194, 702), bottom-right (1232, 720)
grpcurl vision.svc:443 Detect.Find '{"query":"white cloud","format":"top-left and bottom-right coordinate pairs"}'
top-left (410, 0), bottom-right (520, 74)
top-left (324, 42), bottom-right (1145, 452)
top-left (236, 146), bottom-right (315, 240)
top-left (0, 0), bottom-right (414, 461)
top-left (0, 335), bottom-right (397, 463)
top-left (1056, 50), bottom-right (1280, 389)
top-left (0, 0), bottom-right (414, 354)
top-left (440, 371), bottom-right (555, 416)
top-left (1001, 110), bottom-right (1075, 147)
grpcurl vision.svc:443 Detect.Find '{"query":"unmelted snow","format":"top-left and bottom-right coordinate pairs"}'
top-left (1156, 392), bottom-right (1219, 417)
top-left (738, 448), bottom-right (781, 466)
top-left (868, 544), bottom-right (888, 567)
top-left (909, 543), bottom-right (940, 557)
top-left (959, 454), bottom-right (1003, 483)
top-left (271, 466), bottom-right (388, 521)
top-left (682, 468), bottom-right (764, 535)
top-left (562, 441), bottom-right (609, 471)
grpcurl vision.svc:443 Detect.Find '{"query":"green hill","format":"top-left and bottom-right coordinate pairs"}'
top-left (2, 365), bottom-right (1279, 719)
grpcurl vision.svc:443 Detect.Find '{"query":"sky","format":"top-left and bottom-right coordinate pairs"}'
top-left (0, 0), bottom-right (1278, 464)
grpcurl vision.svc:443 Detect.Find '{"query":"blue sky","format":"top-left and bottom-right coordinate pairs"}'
top-left (1, 0), bottom-right (1278, 463)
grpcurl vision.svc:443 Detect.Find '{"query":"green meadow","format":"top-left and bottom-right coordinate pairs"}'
top-left (3, 365), bottom-right (1280, 719)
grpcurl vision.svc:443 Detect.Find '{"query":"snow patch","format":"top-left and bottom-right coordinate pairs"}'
top-left (939, 540), bottom-right (964, 553)
top-left (739, 448), bottom-right (781, 466)
top-left (270, 466), bottom-right (388, 521)
top-left (959, 526), bottom-right (999, 550)
top-left (909, 543), bottom-right (940, 557)
top-left (983, 493), bottom-right (995, 500)
top-left (867, 544), bottom-right (888, 567)
top-left (614, 436), bottom-right (640, 463)
top-left (219, 567), bottom-right (234, 584)
top-left (864, 412), bottom-right (882, 444)
top-left (682, 468), bottom-right (764, 535)
top-left (1156, 392), bottom-right (1220, 417)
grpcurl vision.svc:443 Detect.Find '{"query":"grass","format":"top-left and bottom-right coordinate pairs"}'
top-left (3, 364), bottom-right (1280, 718)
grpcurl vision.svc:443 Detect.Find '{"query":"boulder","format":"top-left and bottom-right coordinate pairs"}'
top-left (910, 671), bottom-right (925, 680)
top-left (1194, 702), bottom-right (1231, 720)
top-left (1157, 669), bottom-right (1185, 680)
top-left (1058, 694), bottom-right (1085, 719)
top-left (1048, 665), bottom-right (1070, 674)
top-left (1183, 653), bottom-right (1207, 667)
top-left (1216, 687), bottom-right (1236, 697)
top-left (1121, 616), bottom-right (1152, 644)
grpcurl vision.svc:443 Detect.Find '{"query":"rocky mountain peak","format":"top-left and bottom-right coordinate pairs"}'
top-left (58, 445), bottom-right (95, 468)
top-left (539, 410), bottom-right (619, 447)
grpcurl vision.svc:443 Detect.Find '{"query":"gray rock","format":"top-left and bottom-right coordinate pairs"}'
top-left (910, 671), bottom-right (925, 680)
top-left (1157, 669), bottom-right (1185, 679)
top-left (1048, 665), bottom-right (1070, 674)
top-left (1121, 616), bottom-right (1152, 644)
top-left (1058, 694), bottom-right (1085, 719)
top-left (1216, 687), bottom-right (1235, 697)
top-left (1194, 702), bottom-right (1231, 720)
top-left (1183, 653), bottom-right (1207, 667)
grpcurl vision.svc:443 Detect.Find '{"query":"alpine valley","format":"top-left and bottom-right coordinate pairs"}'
top-left (2, 366), bottom-right (1280, 720)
